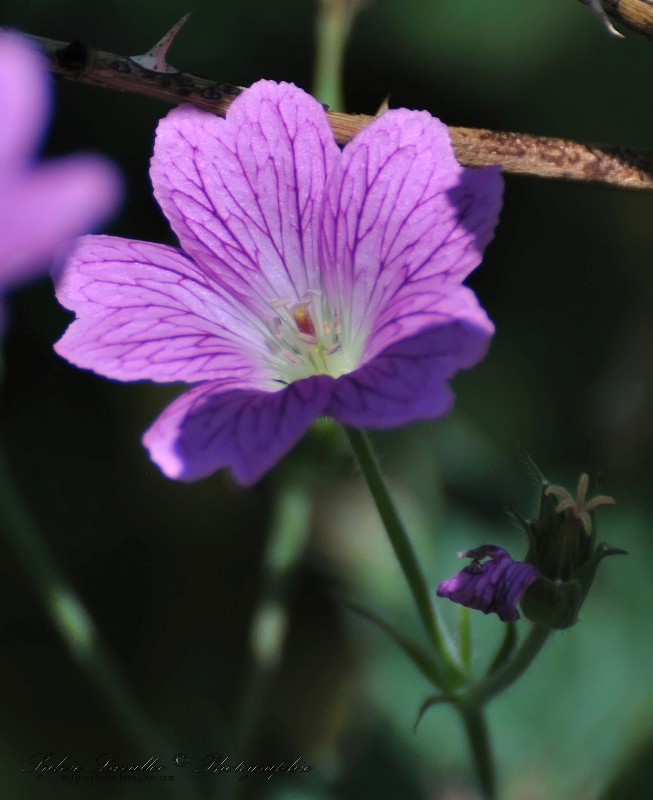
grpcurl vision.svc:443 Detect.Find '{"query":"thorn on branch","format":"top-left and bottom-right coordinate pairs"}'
top-left (584, 0), bottom-right (625, 38)
top-left (577, 0), bottom-right (653, 42)
top-left (129, 12), bottom-right (191, 74)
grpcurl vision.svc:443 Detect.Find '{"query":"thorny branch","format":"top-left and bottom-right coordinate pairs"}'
top-left (32, 34), bottom-right (653, 191)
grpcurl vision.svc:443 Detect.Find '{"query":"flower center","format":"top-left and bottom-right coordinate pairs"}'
top-left (264, 290), bottom-right (360, 383)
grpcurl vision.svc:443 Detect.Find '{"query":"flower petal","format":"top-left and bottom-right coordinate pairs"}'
top-left (150, 80), bottom-right (340, 315)
top-left (53, 234), bottom-right (275, 384)
top-left (0, 156), bottom-right (121, 287)
top-left (143, 376), bottom-right (334, 484)
top-left (0, 32), bottom-right (49, 178)
top-left (320, 108), bottom-right (502, 351)
top-left (327, 286), bottom-right (493, 427)
top-left (363, 278), bottom-right (493, 364)
top-left (437, 545), bottom-right (540, 622)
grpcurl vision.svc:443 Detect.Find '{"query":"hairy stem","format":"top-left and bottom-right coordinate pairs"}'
top-left (460, 707), bottom-right (496, 799)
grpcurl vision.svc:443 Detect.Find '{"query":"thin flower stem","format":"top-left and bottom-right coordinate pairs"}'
top-left (343, 426), bottom-right (463, 684)
top-left (313, 0), bottom-right (363, 111)
top-left (0, 442), bottom-right (201, 800)
top-left (462, 623), bottom-right (551, 707)
top-left (451, 625), bottom-right (550, 796)
top-left (459, 708), bottom-right (496, 800)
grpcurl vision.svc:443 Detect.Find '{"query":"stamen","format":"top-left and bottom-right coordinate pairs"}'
top-left (262, 290), bottom-right (357, 382)
top-left (269, 297), bottom-right (291, 309)
top-left (270, 318), bottom-right (283, 339)
top-left (280, 349), bottom-right (302, 364)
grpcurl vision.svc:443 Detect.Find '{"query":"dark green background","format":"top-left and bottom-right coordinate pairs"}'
top-left (1, 1), bottom-right (652, 798)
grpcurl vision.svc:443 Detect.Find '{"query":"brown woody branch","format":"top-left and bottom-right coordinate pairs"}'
top-left (32, 34), bottom-right (653, 191)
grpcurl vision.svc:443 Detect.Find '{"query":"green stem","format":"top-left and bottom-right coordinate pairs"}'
top-left (313, 0), bottom-right (363, 111)
top-left (460, 708), bottom-right (496, 799)
top-left (463, 624), bottom-right (551, 707)
top-left (454, 626), bottom-right (550, 797)
top-left (0, 442), bottom-right (200, 800)
top-left (344, 426), bottom-right (462, 684)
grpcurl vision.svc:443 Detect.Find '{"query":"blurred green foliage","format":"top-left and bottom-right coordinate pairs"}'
top-left (1, 0), bottom-right (653, 798)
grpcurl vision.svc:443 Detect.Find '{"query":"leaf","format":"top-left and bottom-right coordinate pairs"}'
top-left (413, 694), bottom-right (451, 733)
top-left (486, 620), bottom-right (517, 676)
top-left (343, 598), bottom-right (444, 688)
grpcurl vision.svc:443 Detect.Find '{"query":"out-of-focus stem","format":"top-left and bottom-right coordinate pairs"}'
top-left (223, 483), bottom-right (313, 800)
top-left (0, 442), bottom-right (200, 800)
top-left (313, 0), bottom-right (364, 111)
top-left (460, 708), bottom-right (496, 799)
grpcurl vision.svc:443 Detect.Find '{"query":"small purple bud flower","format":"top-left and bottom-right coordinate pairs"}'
top-left (437, 544), bottom-right (540, 622)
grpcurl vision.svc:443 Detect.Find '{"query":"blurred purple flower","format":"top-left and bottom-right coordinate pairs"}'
top-left (0, 32), bottom-right (120, 303)
top-left (437, 545), bottom-right (540, 622)
top-left (53, 80), bottom-right (502, 485)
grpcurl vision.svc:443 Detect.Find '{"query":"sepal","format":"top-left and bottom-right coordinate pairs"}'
top-left (520, 576), bottom-right (582, 629)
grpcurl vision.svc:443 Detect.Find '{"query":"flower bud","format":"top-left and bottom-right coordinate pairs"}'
top-left (436, 460), bottom-right (624, 629)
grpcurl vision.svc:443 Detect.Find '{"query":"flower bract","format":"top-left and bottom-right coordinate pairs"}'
top-left (53, 80), bottom-right (503, 484)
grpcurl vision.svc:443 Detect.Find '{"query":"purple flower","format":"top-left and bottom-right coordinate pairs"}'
top-left (0, 32), bottom-right (120, 299)
top-left (53, 80), bottom-right (502, 485)
top-left (437, 545), bottom-right (540, 622)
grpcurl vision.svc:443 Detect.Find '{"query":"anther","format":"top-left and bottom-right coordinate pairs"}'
top-left (270, 318), bottom-right (283, 339)
top-left (269, 297), bottom-right (291, 310)
top-left (298, 332), bottom-right (318, 345)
